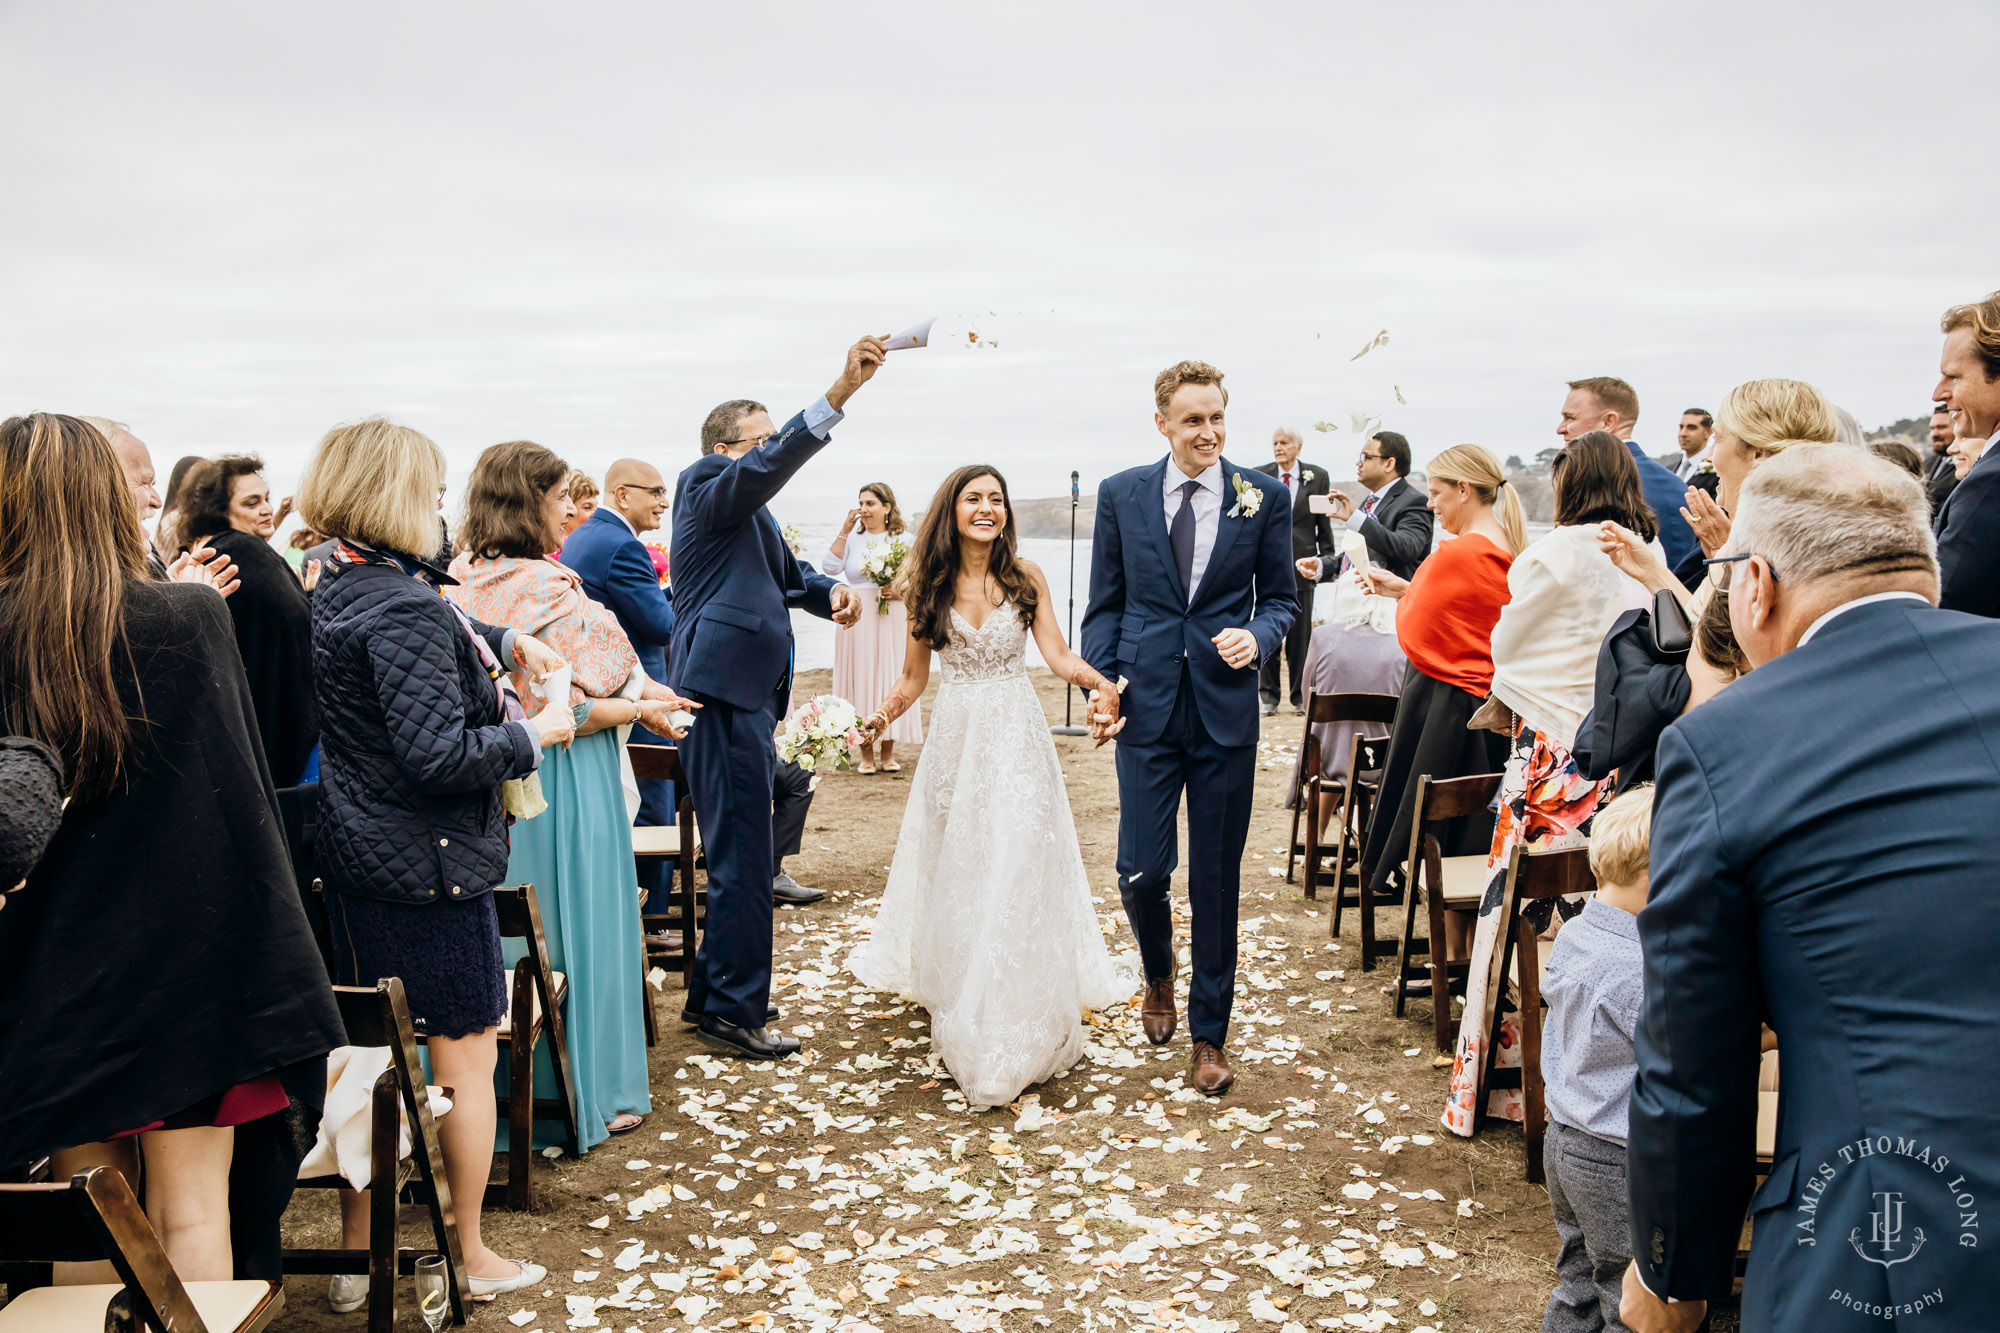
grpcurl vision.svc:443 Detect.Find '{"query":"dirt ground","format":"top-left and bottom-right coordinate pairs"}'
top-left (274, 666), bottom-right (1700, 1333)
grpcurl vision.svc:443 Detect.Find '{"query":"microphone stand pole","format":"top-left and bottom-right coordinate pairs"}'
top-left (1050, 469), bottom-right (1089, 736)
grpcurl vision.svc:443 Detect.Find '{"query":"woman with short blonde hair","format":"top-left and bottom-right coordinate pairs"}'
top-left (296, 417), bottom-right (448, 559)
top-left (562, 469), bottom-right (599, 539)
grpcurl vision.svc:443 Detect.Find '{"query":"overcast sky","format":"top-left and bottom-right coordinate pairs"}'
top-left (2, 1), bottom-right (1992, 514)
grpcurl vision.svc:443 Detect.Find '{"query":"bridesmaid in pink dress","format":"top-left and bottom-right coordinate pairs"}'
top-left (823, 482), bottom-right (922, 772)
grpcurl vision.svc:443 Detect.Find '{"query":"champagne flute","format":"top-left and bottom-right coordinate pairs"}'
top-left (414, 1254), bottom-right (450, 1331)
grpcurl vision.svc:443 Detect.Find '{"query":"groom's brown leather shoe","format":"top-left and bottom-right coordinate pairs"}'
top-left (1190, 1041), bottom-right (1234, 1096)
top-left (1140, 979), bottom-right (1177, 1045)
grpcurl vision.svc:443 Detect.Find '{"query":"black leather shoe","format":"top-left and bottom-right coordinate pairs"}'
top-left (683, 1004), bottom-right (780, 1027)
top-left (772, 872), bottom-right (826, 905)
top-left (695, 1016), bottom-right (801, 1061)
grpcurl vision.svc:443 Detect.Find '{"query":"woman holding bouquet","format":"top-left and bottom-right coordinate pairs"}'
top-left (447, 440), bottom-right (696, 1151)
top-left (822, 482), bottom-right (920, 772)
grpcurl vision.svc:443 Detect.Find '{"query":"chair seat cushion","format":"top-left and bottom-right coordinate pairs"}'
top-left (631, 822), bottom-right (701, 859)
top-left (496, 970), bottom-right (565, 1034)
top-left (1439, 855), bottom-right (1488, 908)
top-left (0, 1279), bottom-right (277, 1332)
top-left (1756, 1090), bottom-right (1778, 1161)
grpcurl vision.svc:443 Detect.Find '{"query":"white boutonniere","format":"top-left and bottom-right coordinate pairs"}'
top-left (1227, 472), bottom-right (1262, 518)
top-left (1301, 469), bottom-right (1314, 483)
top-left (1697, 459), bottom-right (1717, 476)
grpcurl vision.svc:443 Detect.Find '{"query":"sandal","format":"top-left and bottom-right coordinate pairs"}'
top-left (883, 760), bottom-right (902, 773)
top-left (856, 763), bottom-right (877, 775)
top-left (606, 1113), bottom-right (646, 1134)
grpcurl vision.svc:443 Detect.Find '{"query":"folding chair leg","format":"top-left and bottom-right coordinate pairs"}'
top-left (1287, 791), bottom-right (1303, 886)
top-left (1302, 780), bottom-right (1321, 903)
top-left (1425, 864), bottom-right (1454, 1055)
top-left (538, 984), bottom-right (583, 1159)
top-left (639, 918), bottom-right (658, 1048)
top-left (1390, 870), bottom-right (1422, 1019)
top-left (508, 1037), bottom-right (533, 1211)
top-left (679, 851), bottom-right (699, 989)
top-left (369, 1073), bottom-right (399, 1333)
top-left (1517, 917), bottom-right (1549, 1184)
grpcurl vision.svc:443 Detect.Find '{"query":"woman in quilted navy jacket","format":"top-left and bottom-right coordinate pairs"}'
top-left (298, 417), bottom-right (573, 1304)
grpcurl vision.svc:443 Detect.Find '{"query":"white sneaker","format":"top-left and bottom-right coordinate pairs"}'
top-left (469, 1258), bottom-right (547, 1300)
top-left (328, 1274), bottom-right (369, 1313)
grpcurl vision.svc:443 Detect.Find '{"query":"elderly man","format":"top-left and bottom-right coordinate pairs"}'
top-left (1620, 444), bottom-right (2000, 1333)
top-left (83, 416), bottom-right (236, 595)
top-left (1558, 377), bottom-right (1699, 582)
top-left (1253, 427), bottom-right (1335, 715)
top-left (1931, 293), bottom-right (2000, 616)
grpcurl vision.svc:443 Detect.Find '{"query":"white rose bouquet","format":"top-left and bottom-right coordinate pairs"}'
top-left (776, 694), bottom-right (866, 773)
top-left (858, 533), bottom-right (912, 614)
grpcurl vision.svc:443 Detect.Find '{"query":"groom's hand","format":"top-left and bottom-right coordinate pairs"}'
top-left (830, 585), bottom-right (862, 626)
top-left (1212, 627), bottom-right (1257, 670)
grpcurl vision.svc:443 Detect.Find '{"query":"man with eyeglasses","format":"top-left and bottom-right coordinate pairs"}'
top-left (1621, 443), bottom-right (2000, 1333)
top-left (1293, 430), bottom-right (1434, 587)
top-left (670, 337), bottom-right (879, 1061)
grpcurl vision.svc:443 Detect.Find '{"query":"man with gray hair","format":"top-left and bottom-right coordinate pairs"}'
top-left (1254, 425), bottom-right (1335, 714)
top-left (81, 415), bottom-right (236, 596)
top-left (1619, 444), bottom-right (2000, 1332)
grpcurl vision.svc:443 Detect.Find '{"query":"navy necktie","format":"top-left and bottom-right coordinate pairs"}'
top-left (1170, 478), bottom-right (1201, 594)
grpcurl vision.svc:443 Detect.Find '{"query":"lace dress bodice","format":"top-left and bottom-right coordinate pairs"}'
top-left (939, 606), bottom-right (1029, 685)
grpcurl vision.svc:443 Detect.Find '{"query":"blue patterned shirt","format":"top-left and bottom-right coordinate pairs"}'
top-left (1540, 896), bottom-right (1645, 1143)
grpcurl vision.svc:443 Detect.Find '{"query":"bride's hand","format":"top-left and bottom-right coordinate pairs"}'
top-left (1087, 684), bottom-right (1125, 747)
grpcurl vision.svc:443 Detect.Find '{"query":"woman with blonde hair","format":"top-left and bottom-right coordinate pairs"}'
top-left (1353, 443), bottom-right (1526, 1000)
top-left (823, 480), bottom-right (922, 772)
top-left (302, 417), bottom-right (573, 1307)
top-left (561, 469), bottom-right (600, 540)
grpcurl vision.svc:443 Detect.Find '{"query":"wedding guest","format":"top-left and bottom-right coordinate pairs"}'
top-left (83, 417), bottom-right (238, 595)
top-left (1621, 445), bottom-right (1997, 1332)
top-left (300, 416), bottom-right (571, 1303)
top-left (449, 440), bottom-right (695, 1149)
top-left (1254, 428), bottom-right (1336, 716)
top-left (563, 468), bottom-right (599, 538)
top-left (1867, 436), bottom-right (1925, 481)
top-left (560, 456), bottom-right (684, 910)
top-left (822, 481), bottom-right (921, 771)
top-left (1933, 292), bottom-right (2000, 617)
top-left (1924, 403), bottom-right (1958, 510)
top-left (176, 455), bottom-right (321, 784)
top-left (1286, 578), bottom-right (1405, 840)
top-left (0, 413), bottom-right (342, 1281)
top-left (1443, 431), bottom-right (1659, 1137)
top-left (669, 344), bottom-right (872, 1061)
top-left (1538, 784), bottom-right (1652, 1333)
top-left (1557, 376), bottom-right (1699, 584)
top-left (1945, 418), bottom-right (1989, 480)
top-left (1663, 408), bottom-right (1714, 485)
top-left (156, 452), bottom-right (204, 561)
top-left (1303, 430), bottom-right (1434, 583)
top-left (1354, 443), bottom-right (1526, 991)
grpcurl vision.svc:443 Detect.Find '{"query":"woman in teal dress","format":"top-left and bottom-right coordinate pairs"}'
top-left (447, 440), bottom-right (695, 1151)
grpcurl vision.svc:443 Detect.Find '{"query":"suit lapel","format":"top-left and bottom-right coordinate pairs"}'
top-left (1191, 458), bottom-right (1252, 607)
top-left (1135, 457), bottom-right (1187, 602)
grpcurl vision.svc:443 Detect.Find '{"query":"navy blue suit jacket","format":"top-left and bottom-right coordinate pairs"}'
top-left (1934, 442), bottom-right (2000, 617)
top-left (559, 506), bottom-right (675, 684)
top-left (1630, 597), bottom-right (2000, 1325)
top-left (668, 412), bottom-right (842, 713)
top-left (1080, 458), bottom-right (1298, 748)
top-left (1624, 440), bottom-right (1698, 575)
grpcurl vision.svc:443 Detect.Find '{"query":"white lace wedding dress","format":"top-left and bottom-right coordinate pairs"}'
top-left (846, 602), bottom-right (1141, 1107)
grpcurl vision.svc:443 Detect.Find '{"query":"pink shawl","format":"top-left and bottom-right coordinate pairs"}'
top-left (445, 554), bottom-right (640, 710)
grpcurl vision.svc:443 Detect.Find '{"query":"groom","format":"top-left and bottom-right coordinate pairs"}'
top-left (671, 336), bottom-right (881, 1060)
top-left (1081, 360), bottom-right (1298, 1094)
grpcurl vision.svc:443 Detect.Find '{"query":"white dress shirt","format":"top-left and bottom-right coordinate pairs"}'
top-left (1674, 447), bottom-right (1710, 482)
top-left (820, 528), bottom-right (897, 586)
top-left (1162, 461), bottom-right (1226, 597)
top-left (1345, 479), bottom-right (1395, 533)
top-left (1797, 591), bottom-right (1930, 646)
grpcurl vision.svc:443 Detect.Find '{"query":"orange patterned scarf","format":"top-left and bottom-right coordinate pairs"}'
top-left (445, 554), bottom-right (640, 709)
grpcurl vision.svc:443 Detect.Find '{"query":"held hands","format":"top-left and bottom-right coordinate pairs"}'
top-left (1680, 488), bottom-right (1731, 557)
top-left (830, 585), bottom-right (862, 626)
top-left (1295, 556), bottom-right (1323, 582)
top-left (169, 541), bottom-right (240, 599)
top-left (1213, 627), bottom-right (1258, 669)
top-left (826, 335), bottom-right (889, 412)
top-left (1618, 1264), bottom-right (1705, 1333)
top-left (1086, 684), bottom-right (1125, 747)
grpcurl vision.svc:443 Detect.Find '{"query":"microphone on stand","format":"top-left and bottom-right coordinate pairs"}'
top-left (1050, 469), bottom-right (1089, 736)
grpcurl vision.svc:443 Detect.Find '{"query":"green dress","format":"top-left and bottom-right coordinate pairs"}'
top-left (495, 710), bottom-right (650, 1153)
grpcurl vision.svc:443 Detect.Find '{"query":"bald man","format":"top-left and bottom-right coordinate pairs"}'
top-left (83, 416), bottom-right (237, 596)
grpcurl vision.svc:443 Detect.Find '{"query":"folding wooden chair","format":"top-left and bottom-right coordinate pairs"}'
top-left (1477, 843), bottom-right (1593, 1182)
top-left (1331, 730), bottom-right (1399, 970)
top-left (1287, 692), bottom-right (1399, 910)
top-left (282, 978), bottom-right (469, 1331)
top-left (628, 744), bottom-right (706, 1013)
top-left (0, 1167), bottom-right (282, 1333)
top-left (484, 883), bottom-right (581, 1209)
top-left (1388, 772), bottom-right (1504, 1053)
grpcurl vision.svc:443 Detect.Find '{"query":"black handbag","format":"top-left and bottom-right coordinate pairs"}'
top-left (1647, 587), bottom-right (1693, 664)
top-left (1571, 607), bottom-right (1693, 787)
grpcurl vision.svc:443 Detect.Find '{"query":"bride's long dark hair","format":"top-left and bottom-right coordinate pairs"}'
top-left (904, 464), bottom-right (1038, 652)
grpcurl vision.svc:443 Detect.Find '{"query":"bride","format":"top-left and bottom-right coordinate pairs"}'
top-left (846, 464), bottom-right (1140, 1107)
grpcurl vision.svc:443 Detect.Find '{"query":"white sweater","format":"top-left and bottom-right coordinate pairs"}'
top-left (1487, 524), bottom-right (1656, 752)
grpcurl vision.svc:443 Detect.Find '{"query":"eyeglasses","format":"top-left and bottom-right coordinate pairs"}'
top-left (720, 434), bottom-right (775, 449)
top-left (1703, 553), bottom-right (1777, 590)
top-left (1359, 451), bottom-right (1386, 461)
top-left (618, 483), bottom-right (668, 499)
